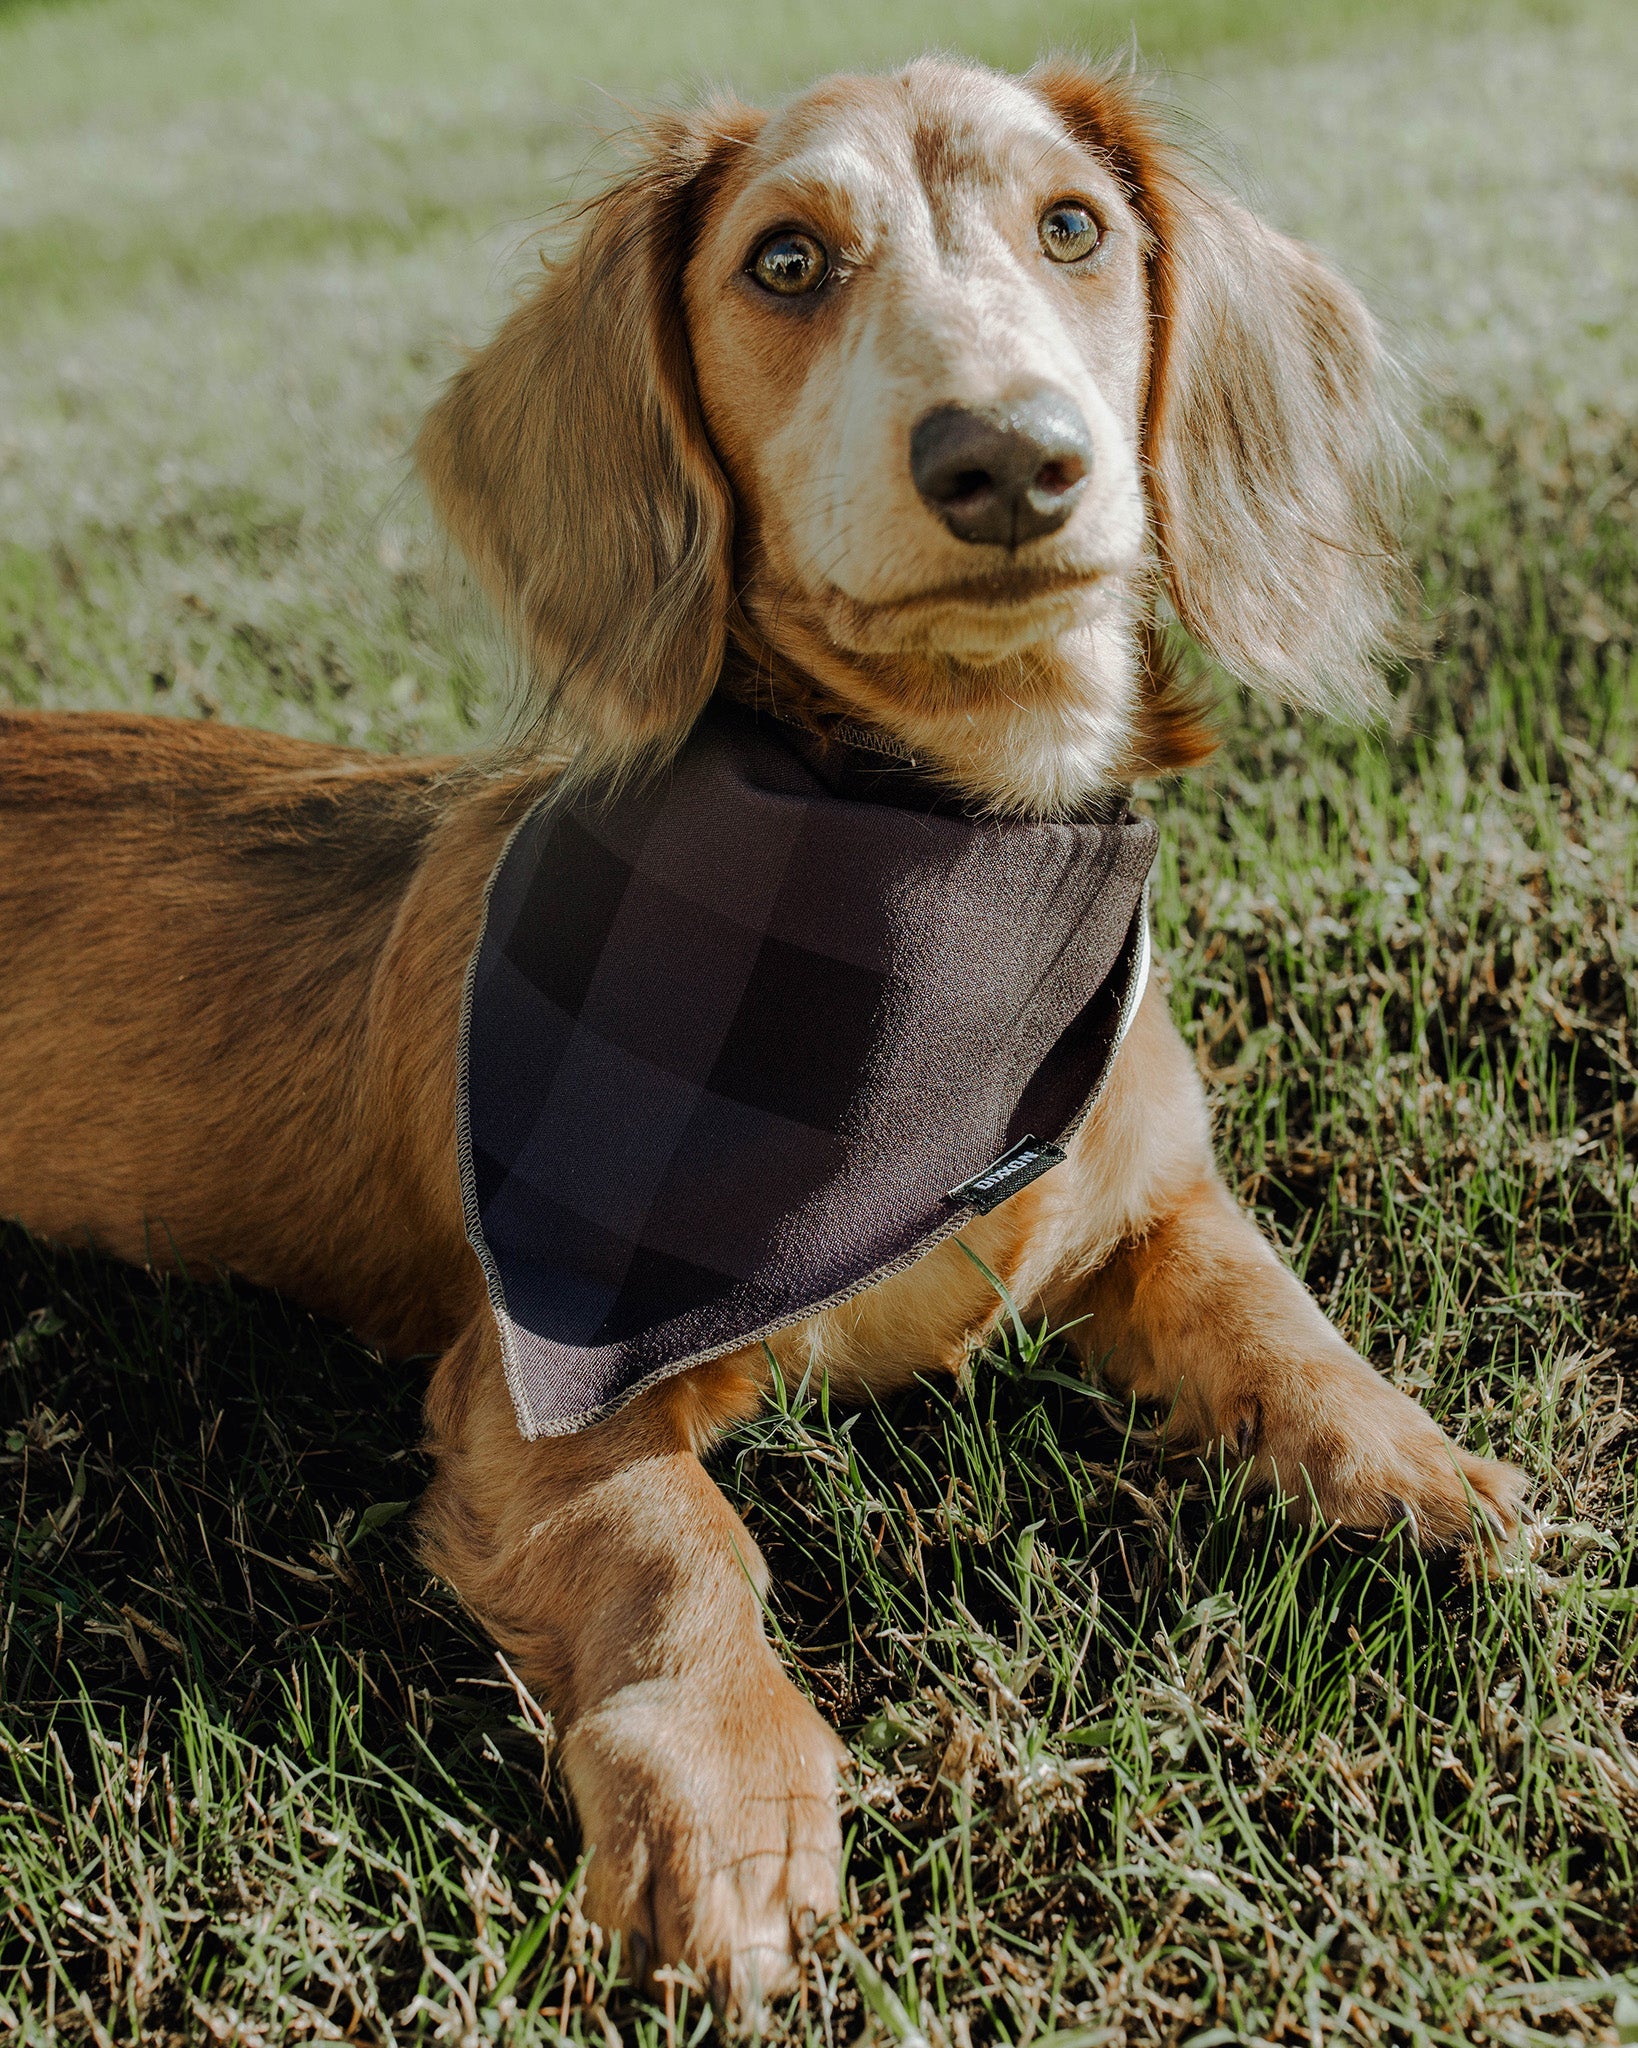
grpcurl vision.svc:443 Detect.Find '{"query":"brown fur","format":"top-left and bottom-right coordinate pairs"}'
top-left (0, 58), bottom-right (1519, 2016)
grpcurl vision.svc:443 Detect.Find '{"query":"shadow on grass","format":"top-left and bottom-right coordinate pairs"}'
top-left (0, 1222), bottom-right (607, 2030)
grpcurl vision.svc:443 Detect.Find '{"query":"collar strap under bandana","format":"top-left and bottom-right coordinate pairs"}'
top-left (459, 700), bottom-right (1157, 1438)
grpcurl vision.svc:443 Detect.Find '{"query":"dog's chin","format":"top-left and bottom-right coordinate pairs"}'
top-left (818, 566), bottom-right (1125, 663)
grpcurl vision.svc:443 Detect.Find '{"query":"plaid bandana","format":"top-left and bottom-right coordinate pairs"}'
top-left (460, 701), bottom-right (1157, 1438)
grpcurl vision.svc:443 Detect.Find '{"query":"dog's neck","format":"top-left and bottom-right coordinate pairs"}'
top-left (723, 594), bottom-right (1149, 821)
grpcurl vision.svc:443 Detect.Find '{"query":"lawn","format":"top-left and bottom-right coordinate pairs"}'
top-left (1, 0), bottom-right (1635, 2041)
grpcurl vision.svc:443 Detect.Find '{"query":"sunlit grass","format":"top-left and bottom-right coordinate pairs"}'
top-left (1, 0), bottom-right (1635, 2039)
top-left (0, 0), bottom-right (1578, 140)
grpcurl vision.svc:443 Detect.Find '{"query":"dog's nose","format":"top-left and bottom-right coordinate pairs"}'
top-left (910, 393), bottom-right (1092, 547)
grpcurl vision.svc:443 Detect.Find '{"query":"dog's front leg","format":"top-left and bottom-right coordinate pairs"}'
top-left (420, 1315), bottom-right (842, 2013)
top-left (1042, 985), bottom-right (1527, 1545)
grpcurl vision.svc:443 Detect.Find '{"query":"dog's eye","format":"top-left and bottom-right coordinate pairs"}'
top-left (749, 230), bottom-right (829, 297)
top-left (1038, 201), bottom-right (1103, 265)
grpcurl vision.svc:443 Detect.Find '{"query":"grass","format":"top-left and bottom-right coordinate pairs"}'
top-left (1, 0), bottom-right (1636, 2039)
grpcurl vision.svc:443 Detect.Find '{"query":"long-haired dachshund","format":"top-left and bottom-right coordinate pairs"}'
top-left (0, 57), bottom-right (1524, 2013)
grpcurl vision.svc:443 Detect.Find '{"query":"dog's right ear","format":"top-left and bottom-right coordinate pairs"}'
top-left (417, 102), bottom-right (763, 773)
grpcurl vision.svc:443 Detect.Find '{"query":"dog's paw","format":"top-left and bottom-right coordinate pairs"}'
top-left (1222, 1349), bottom-right (1527, 1551)
top-left (560, 1661), bottom-right (844, 2021)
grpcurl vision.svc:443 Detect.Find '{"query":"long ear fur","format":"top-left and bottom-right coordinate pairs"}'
top-left (416, 102), bottom-right (762, 774)
top-left (1033, 60), bottom-right (1408, 716)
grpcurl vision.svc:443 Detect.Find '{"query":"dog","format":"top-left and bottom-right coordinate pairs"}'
top-left (0, 55), bottom-right (1526, 2014)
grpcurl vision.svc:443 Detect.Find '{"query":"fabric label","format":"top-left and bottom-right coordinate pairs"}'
top-left (947, 1137), bottom-right (1068, 1213)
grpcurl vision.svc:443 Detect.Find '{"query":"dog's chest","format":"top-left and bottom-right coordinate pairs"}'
top-left (460, 703), bottom-right (1155, 1438)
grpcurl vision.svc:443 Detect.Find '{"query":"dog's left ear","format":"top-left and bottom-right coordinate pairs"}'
top-left (417, 102), bottom-right (762, 773)
top-left (1033, 61), bottom-right (1407, 715)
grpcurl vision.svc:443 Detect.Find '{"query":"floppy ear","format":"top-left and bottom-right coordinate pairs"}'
top-left (417, 102), bottom-right (762, 772)
top-left (1033, 61), bottom-right (1408, 715)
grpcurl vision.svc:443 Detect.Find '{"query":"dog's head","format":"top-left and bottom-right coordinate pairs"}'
top-left (418, 58), bottom-right (1404, 811)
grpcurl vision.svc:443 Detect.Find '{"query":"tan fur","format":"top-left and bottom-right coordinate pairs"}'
top-left (0, 57), bottom-right (1518, 2016)
top-left (1033, 62), bottom-right (1410, 716)
top-left (414, 107), bottom-right (750, 785)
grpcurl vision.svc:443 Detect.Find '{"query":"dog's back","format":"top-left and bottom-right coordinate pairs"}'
top-left (0, 712), bottom-right (469, 1337)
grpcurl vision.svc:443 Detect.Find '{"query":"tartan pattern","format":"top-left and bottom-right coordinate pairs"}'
top-left (460, 702), bottom-right (1157, 1438)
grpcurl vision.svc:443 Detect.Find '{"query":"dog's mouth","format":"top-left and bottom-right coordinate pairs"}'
top-left (816, 558), bottom-right (1125, 660)
top-left (866, 562), bottom-right (1107, 611)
